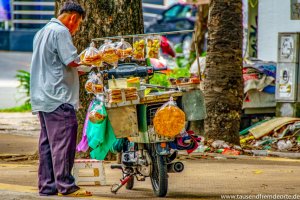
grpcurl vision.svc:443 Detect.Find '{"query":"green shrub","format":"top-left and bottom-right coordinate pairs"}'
top-left (15, 70), bottom-right (30, 105)
top-left (0, 70), bottom-right (32, 112)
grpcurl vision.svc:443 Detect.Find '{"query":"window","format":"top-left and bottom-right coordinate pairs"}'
top-left (178, 6), bottom-right (192, 18)
top-left (164, 5), bottom-right (182, 19)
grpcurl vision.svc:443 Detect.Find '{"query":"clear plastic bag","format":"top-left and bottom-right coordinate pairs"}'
top-left (132, 36), bottom-right (145, 60)
top-left (79, 42), bottom-right (102, 66)
top-left (85, 80), bottom-right (94, 93)
top-left (85, 72), bottom-right (104, 95)
top-left (106, 88), bottom-right (123, 103)
top-left (88, 102), bottom-right (106, 124)
top-left (115, 38), bottom-right (132, 61)
top-left (153, 97), bottom-right (186, 138)
top-left (146, 35), bottom-right (161, 59)
top-left (277, 140), bottom-right (293, 151)
top-left (99, 40), bottom-right (119, 66)
top-left (93, 73), bottom-right (104, 95)
top-left (182, 90), bottom-right (206, 121)
top-left (77, 65), bottom-right (92, 73)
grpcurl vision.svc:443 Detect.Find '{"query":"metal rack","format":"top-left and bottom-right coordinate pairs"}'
top-left (91, 29), bottom-right (201, 81)
top-left (92, 30), bottom-right (195, 41)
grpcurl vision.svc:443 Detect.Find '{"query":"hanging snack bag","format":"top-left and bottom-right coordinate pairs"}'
top-left (80, 42), bottom-right (102, 66)
top-left (132, 36), bottom-right (145, 60)
top-left (116, 38), bottom-right (132, 61)
top-left (89, 103), bottom-right (106, 124)
top-left (85, 72), bottom-right (97, 94)
top-left (146, 35), bottom-right (161, 59)
top-left (93, 73), bottom-right (104, 95)
top-left (153, 97), bottom-right (186, 138)
top-left (85, 80), bottom-right (94, 93)
top-left (99, 40), bottom-right (119, 66)
top-left (85, 72), bottom-right (104, 94)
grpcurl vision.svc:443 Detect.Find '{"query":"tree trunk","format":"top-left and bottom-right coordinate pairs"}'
top-left (204, 0), bottom-right (243, 145)
top-left (55, 0), bottom-right (144, 155)
top-left (191, 4), bottom-right (209, 55)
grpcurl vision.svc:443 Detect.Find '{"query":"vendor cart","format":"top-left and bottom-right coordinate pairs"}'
top-left (81, 30), bottom-right (205, 197)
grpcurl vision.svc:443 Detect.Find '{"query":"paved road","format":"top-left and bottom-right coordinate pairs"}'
top-left (0, 51), bottom-right (32, 109)
top-left (0, 158), bottom-right (300, 200)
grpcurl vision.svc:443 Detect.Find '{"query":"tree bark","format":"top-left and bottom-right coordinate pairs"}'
top-left (204, 0), bottom-right (243, 145)
top-left (55, 0), bottom-right (144, 154)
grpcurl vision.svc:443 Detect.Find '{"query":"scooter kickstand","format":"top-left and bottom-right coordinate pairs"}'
top-left (111, 174), bottom-right (133, 194)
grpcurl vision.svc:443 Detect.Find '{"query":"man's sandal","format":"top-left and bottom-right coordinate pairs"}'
top-left (58, 189), bottom-right (92, 197)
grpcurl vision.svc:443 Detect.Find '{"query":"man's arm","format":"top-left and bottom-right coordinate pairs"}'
top-left (66, 61), bottom-right (84, 75)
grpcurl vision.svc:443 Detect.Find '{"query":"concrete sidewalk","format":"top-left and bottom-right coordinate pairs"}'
top-left (0, 112), bottom-right (39, 158)
top-left (0, 112), bottom-right (39, 137)
top-left (1, 112), bottom-right (300, 199)
top-left (0, 158), bottom-right (300, 200)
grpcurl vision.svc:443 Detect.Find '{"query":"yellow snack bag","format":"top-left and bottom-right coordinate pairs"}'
top-left (153, 97), bottom-right (185, 138)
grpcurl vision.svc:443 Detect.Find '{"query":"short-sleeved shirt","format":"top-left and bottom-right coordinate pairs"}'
top-left (30, 18), bottom-right (79, 114)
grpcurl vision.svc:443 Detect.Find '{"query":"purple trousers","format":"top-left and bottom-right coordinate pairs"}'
top-left (38, 103), bottom-right (79, 195)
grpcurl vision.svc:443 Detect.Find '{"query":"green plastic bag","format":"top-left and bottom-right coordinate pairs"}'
top-left (86, 100), bottom-right (117, 160)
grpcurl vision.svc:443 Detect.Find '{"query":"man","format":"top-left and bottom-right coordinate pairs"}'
top-left (30, 1), bottom-right (91, 197)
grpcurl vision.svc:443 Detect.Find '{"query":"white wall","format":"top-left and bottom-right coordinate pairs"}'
top-left (258, 0), bottom-right (300, 62)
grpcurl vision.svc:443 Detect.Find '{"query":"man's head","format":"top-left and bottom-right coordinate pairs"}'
top-left (58, 1), bottom-right (85, 36)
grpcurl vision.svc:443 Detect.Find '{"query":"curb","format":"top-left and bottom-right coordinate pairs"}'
top-left (178, 151), bottom-right (300, 160)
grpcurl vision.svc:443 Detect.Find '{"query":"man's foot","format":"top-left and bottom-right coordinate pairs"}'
top-left (58, 188), bottom-right (92, 197)
top-left (39, 192), bottom-right (58, 196)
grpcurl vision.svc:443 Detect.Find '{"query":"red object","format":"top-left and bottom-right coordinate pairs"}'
top-left (190, 77), bottom-right (200, 84)
top-left (150, 58), bottom-right (165, 68)
top-left (244, 93), bottom-right (251, 103)
top-left (149, 58), bottom-right (172, 74)
top-left (186, 130), bottom-right (200, 154)
top-left (121, 175), bottom-right (132, 185)
top-left (221, 148), bottom-right (240, 156)
top-left (243, 73), bottom-right (259, 81)
top-left (160, 36), bottom-right (176, 57)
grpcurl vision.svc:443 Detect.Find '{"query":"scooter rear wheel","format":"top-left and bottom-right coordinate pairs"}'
top-left (150, 153), bottom-right (168, 197)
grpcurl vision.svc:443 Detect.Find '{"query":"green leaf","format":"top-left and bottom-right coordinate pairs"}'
top-left (15, 69), bottom-right (31, 104)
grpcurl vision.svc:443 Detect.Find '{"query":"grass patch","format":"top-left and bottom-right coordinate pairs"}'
top-left (0, 103), bottom-right (31, 112)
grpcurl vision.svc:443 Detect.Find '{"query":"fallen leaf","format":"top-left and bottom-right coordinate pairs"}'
top-left (253, 170), bottom-right (263, 174)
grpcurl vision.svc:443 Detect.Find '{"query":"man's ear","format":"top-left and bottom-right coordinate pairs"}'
top-left (70, 13), bottom-right (77, 23)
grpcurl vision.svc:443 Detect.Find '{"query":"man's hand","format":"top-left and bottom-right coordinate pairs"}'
top-left (78, 71), bottom-right (85, 76)
top-left (67, 61), bottom-right (80, 68)
top-left (68, 59), bottom-right (92, 75)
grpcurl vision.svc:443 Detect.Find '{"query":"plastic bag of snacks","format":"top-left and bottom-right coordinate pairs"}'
top-left (79, 42), bottom-right (102, 66)
top-left (93, 75), bottom-right (104, 95)
top-left (106, 87), bottom-right (139, 103)
top-left (132, 36), bottom-right (145, 60)
top-left (84, 72), bottom-right (104, 95)
top-left (153, 97), bottom-right (186, 138)
top-left (106, 88), bottom-right (123, 103)
top-left (88, 102), bottom-right (106, 124)
top-left (127, 77), bottom-right (140, 89)
top-left (99, 40), bottom-right (119, 66)
top-left (146, 35), bottom-right (160, 59)
top-left (85, 79), bottom-right (95, 94)
top-left (115, 38), bottom-right (132, 61)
